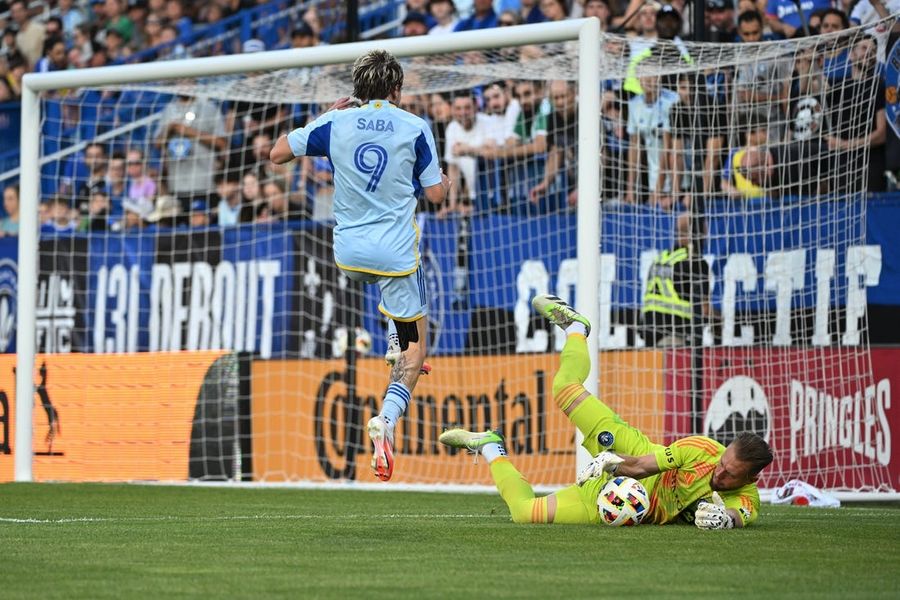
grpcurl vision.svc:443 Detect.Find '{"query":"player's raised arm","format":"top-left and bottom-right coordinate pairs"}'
top-left (423, 170), bottom-right (452, 205)
top-left (269, 134), bottom-right (294, 164)
top-left (270, 111), bottom-right (335, 165)
top-left (270, 95), bottom-right (361, 164)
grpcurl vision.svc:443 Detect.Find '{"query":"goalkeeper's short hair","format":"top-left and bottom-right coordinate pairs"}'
top-left (352, 49), bottom-right (404, 102)
top-left (732, 432), bottom-right (774, 476)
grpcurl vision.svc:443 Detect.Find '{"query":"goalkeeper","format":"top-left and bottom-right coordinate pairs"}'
top-left (440, 294), bottom-right (773, 529)
top-left (271, 49), bottom-right (451, 482)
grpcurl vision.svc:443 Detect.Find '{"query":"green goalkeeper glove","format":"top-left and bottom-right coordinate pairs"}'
top-left (695, 492), bottom-right (735, 530)
top-left (576, 451), bottom-right (624, 486)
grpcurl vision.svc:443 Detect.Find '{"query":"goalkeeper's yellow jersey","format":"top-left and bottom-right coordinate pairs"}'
top-left (640, 436), bottom-right (760, 527)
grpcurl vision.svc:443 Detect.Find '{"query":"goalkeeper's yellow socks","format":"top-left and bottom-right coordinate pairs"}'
top-left (490, 458), bottom-right (531, 498)
top-left (552, 334), bottom-right (592, 413)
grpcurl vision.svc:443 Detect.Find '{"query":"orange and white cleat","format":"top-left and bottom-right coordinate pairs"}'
top-left (367, 415), bottom-right (395, 481)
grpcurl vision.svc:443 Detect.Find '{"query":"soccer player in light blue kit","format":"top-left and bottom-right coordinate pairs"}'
top-left (270, 49), bottom-right (451, 481)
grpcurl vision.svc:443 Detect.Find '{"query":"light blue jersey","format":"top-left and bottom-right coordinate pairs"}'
top-left (287, 100), bottom-right (442, 275)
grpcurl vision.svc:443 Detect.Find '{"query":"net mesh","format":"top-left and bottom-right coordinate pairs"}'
top-left (7, 22), bottom-right (895, 492)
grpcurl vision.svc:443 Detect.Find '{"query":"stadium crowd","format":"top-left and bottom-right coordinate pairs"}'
top-left (0, 0), bottom-right (897, 237)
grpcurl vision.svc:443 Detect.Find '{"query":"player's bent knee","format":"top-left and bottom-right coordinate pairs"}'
top-left (553, 382), bottom-right (588, 415)
top-left (552, 368), bottom-right (586, 398)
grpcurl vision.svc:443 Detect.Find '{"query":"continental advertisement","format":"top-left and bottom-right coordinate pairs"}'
top-left (251, 351), bottom-right (665, 485)
top-left (0, 351), bottom-right (236, 482)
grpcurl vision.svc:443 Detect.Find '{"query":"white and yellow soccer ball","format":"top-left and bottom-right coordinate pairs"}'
top-left (597, 476), bottom-right (650, 526)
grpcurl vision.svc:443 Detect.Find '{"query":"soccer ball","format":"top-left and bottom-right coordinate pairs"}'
top-left (597, 476), bottom-right (650, 526)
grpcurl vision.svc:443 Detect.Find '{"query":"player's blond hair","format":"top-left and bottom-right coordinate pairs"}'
top-left (733, 432), bottom-right (774, 476)
top-left (352, 50), bottom-right (404, 102)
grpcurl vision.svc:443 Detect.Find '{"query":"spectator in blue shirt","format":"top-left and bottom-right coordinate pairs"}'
top-left (454, 0), bottom-right (499, 31)
top-left (0, 185), bottom-right (20, 237)
top-left (165, 0), bottom-right (193, 39)
top-left (290, 23), bottom-right (319, 49)
top-left (407, 0), bottom-right (439, 28)
top-left (402, 12), bottom-right (432, 36)
top-left (707, 0), bottom-right (740, 43)
top-left (53, 0), bottom-right (86, 49)
top-left (539, 0), bottom-right (569, 22)
top-left (766, 0), bottom-right (830, 38)
top-left (41, 196), bottom-right (76, 235)
top-left (34, 37), bottom-right (68, 73)
top-left (583, 0), bottom-right (611, 30)
top-left (518, 0), bottom-right (547, 24)
top-left (819, 9), bottom-right (852, 83)
top-left (216, 177), bottom-right (242, 227)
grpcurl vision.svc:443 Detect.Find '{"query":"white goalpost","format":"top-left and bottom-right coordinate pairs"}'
top-left (8, 16), bottom-right (898, 501)
top-left (13, 20), bottom-right (602, 483)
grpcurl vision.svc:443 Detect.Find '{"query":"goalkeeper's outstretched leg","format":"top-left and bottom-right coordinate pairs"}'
top-left (439, 429), bottom-right (599, 524)
top-left (532, 294), bottom-right (661, 458)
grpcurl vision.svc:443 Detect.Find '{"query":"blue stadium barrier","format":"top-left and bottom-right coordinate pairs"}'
top-left (476, 155), bottom-right (571, 216)
top-left (1, 197), bottom-right (898, 353)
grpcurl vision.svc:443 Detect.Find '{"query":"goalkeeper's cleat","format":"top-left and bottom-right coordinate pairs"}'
top-left (532, 294), bottom-right (591, 337)
top-left (439, 428), bottom-right (505, 454)
top-left (367, 415), bottom-right (395, 481)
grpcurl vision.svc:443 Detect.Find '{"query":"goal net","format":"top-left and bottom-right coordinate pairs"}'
top-left (5, 20), bottom-right (896, 497)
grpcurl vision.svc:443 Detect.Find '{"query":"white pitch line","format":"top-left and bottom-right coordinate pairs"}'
top-left (0, 513), bottom-right (500, 525)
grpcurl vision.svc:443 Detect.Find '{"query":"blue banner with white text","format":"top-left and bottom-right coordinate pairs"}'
top-left (1, 198), bottom-right (900, 356)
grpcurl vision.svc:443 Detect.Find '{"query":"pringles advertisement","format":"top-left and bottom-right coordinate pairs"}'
top-left (665, 347), bottom-right (900, 491)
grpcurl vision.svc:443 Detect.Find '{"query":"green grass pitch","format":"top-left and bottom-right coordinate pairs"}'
top-left (2, 483), bottom-right (898, 599)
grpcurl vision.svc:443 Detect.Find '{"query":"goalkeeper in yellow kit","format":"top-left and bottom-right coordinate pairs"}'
top-left (440, 294), bottom-right (774, 530)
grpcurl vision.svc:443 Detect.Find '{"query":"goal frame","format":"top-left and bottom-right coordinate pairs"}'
top-left (14, 19), bottom-right (603, 482)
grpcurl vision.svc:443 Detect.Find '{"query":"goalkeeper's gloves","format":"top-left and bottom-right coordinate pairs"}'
top-left (576, 451), bottom-right (624, 486)
top-left (695, 492), bottom-right (735, 530)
